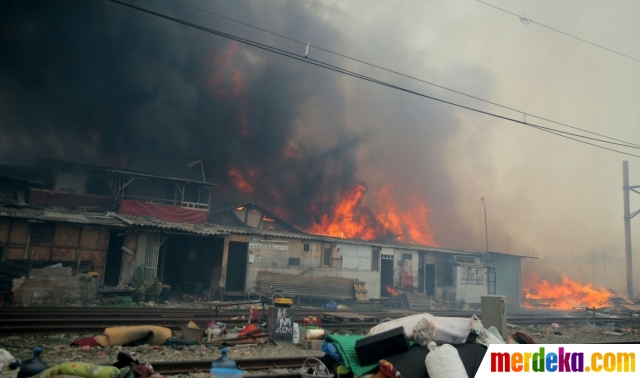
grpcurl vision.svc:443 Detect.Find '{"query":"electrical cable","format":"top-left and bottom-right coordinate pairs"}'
top-left (110, 0), bottom-right (640, 158)
top-left (476, 0), bottom-right (640, 64)
top-left (167, 0), bottom-right (640, 148)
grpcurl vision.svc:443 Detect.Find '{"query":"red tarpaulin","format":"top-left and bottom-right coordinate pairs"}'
top-left (118, 200), bottom-right (208, 224)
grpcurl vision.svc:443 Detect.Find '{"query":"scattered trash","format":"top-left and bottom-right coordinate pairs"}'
top-left (506, 331), bottom-right (537, 344)
top-left (322, 300), bottom-right (338, 310)
top-left (554, 331), bottom-right (563, 336)
top-left (551, 323), bottom-right (560, 329)
top-left (601, 331), bottom-right (623, 336)
top-left (17, 347), bottom-right (48, 378)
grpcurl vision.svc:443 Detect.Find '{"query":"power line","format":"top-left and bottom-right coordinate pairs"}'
top-left (110, 0), bottom-right (640, 159)
top-left (477, 0), bottom-right (640, 64)
top-left (167, 0), bottom-right (640, 149)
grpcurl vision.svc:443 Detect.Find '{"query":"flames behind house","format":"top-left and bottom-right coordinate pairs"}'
top-left (0, 159), bottom-right (540, 308)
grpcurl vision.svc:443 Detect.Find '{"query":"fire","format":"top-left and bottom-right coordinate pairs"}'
top-left (228, 165), bottom-right (258, 193)
top-left (306, 184), bottom-right (436, 245)
top-left (386, 286), bottom-right (401, 297)
top-left (307, 184), bottom-right (377, 240)
top-left (522, 272), bottom-right (612, 310)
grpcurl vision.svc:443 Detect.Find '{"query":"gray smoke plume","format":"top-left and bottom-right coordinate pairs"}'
top-left (0, 0), bottom-right (500, 249)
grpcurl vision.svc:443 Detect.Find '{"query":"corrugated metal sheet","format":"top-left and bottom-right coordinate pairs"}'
top-left (257, 271), bottom-right (356, 299)
top-left (491, 254), bottom-right (522, 306)
top-left (0, 205), bottom-right (127, 227)
top-left (115, 214), bottom-right (318, 240)
top-left (119, 232), bottom-right (160, 286)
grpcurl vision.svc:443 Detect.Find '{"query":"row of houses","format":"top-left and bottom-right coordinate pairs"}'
top-left (0, 159), bottom-right (531, 307)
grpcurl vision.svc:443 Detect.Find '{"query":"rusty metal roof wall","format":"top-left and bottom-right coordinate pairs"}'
top-left (0, 205), bottom-right (128, 227)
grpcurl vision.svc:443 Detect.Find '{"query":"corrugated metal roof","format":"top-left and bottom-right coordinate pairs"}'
top-left (113, 214), bottom-right (317, 239)
top-left (0, 174), bottom-right (45, 186)
top-left (326, 236), bottom-right (482, 256)
top-left (0, 205), bottom-right (128, 227)
top-left (0, 203), bottom-right (489, 256)
top-left (481, 251), bottom-right (539, 259)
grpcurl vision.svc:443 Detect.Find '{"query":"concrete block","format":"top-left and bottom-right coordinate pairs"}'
top-left (13, 275), bottom-right (96, 305)
top-left (303, 340), bottom-right (324, 350)
top-left (29, 267), bottom-right (73, 278)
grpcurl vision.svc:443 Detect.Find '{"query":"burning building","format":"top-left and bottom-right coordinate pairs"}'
top-left (0, 158), bottom-right (528, 307)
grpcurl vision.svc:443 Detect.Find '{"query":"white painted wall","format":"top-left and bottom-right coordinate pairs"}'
top-left (243, 237), bottom-right (322, 290)
top-left (455, 265), bottom-right (488, 304)
top-left (393, 249), bottom-right (419, 290)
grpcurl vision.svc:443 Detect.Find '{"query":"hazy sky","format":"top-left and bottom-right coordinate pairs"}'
top-left (1, 0), bottom-right (639, 291)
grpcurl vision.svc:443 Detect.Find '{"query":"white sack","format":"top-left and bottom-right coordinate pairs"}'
top-left (292, 323), bottom-right (300, 344)
top-left (413, 314), bottom-right (473, 346)
top-left (0, 349), bottom-right (15, 364)
top-left (366, 313), bottom-right (427, 340)
top-left (425, 342), bottom-right (468, 378)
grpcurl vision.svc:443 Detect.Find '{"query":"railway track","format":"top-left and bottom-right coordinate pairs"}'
top-left (0, 306), bottom-right (635, 335)
top-left (150, 356), bottom-right (314, 377)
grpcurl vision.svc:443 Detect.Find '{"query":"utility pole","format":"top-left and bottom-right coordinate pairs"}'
top-left (622, 161), bottom-right (640, 299)
top-left (480, 197), bottom-right (489, 265)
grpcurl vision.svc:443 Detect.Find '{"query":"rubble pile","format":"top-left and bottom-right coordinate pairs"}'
top-left (2, 308), bottom-right (640, 378)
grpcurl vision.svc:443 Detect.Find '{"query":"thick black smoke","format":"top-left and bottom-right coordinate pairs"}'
top-left (0, 0), bottom-right (488, 247)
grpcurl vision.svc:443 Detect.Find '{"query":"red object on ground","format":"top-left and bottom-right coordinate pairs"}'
top-left (71, 337), bottom-right (101, 348)
top-left (238, 324), bottom-right (261, 341)
top-left (302, 317), bottom-right (322, 326)
top-left (118, 200), bottom-right (208, 223)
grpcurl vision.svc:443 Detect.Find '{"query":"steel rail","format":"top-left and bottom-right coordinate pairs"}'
top-left (150, 356), bottom-right (314, 374)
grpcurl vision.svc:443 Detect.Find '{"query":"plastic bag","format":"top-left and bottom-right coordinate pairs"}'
top-left (321, 343), bottom-right (344, 365)
top-left (367, 313), bottom-right (426, 340)
top-left (475, 327), bottom-right (505, 346)
top-left (0, 349), bottom-right (15, 365)
top-left (293, 323), bottom-right (300, 344)
top-left (413, 314), bottom-right (473, 346)
top-left (323, 300), bottom-right (338, 310)
top-left (425, 342), bottom-right (468, 378)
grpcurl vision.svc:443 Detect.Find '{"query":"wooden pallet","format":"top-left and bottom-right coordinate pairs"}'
top-left (354, 280), bottom-right (368, 302)
top-left (322, 312), bottom-right (375, 323)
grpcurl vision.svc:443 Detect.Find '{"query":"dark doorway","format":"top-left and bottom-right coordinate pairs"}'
top-left (380, 258), bottom-right (394, 297)
top-left (162, 235), bottom-right (223, 294)
top-left (104, 230), bottom-right (125, 286)
top-left (424, 264), bottom-right (436, 296)
top-left (225, 241), bottom-right (248, 292)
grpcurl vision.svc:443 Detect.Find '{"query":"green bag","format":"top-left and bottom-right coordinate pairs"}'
top-left (33, 362), bottom-right (120, 378)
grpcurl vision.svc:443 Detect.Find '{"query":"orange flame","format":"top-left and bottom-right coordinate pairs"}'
top-left (522, 272), bottom-right (612, 310)
top-left (228, 165), bottom-right (257, 193)
top-left (306, 184), bottom-right (436, 245)
top-left (307, 184), bottom-right (376, 240)
top-left (386, 286), bottom-right (401, 297)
